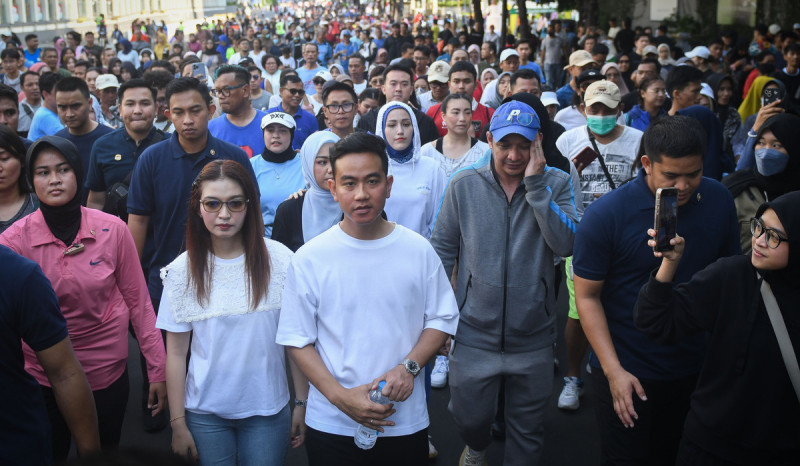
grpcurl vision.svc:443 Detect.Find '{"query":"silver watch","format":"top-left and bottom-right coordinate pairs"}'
top-left (401, 359), bottom-right (421, 377)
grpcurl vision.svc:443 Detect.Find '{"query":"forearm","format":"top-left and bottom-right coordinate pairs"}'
top-left (406, 328), bottom-right (449, 366)
top-left (575, 293), bottom-right (623, 375)
top-left (287, 345), bottom-right (346, 406)
top-left (655, 259), bottom-right (679, 283)
top-left (127, 214), bottom-right (150, 261)
top-left (165, 333), bottom-right (189, 422)
top-left (288, 350), bottom-right (310, 400)
top-left (48, 356), bottom-right (100, 456)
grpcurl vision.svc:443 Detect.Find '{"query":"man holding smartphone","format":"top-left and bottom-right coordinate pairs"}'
top-left (572, 116), bottom-right (740, 466)
top-left (554, 80), bottom-right (643, 413)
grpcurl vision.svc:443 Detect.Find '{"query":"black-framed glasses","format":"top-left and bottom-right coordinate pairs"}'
top-left (490, 112), bottom-right (537, 128)
top-left (750, 217), bottom-right (788, 249)
top-left (201, 198), bottom-right (249, 213)
top-left (324, 102), bottom-right (355, 113)
top-left (210, 82), bottom-right (247, 97)
top-left (282, 88), bottom-right (306, 96)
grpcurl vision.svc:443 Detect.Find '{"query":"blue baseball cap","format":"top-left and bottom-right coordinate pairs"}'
top-left (489, 101), bottom-right (540, 142)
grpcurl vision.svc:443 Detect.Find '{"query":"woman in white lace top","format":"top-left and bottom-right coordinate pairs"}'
top-left (156, 160), bottom-right (309, 465)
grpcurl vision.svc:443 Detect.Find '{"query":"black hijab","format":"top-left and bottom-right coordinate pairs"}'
top-left (260, 126), bottom-right (297, 163)
top-left (499, 92), bottom-right (571, 173)
top-left (755, 191), bottom-right (800, 314)
top-left (26, 136), bottom-right (84, 246)
top-left (707, 73), bottom-right (736, 122)
top-left (754, 113), bottom-right (800, 198)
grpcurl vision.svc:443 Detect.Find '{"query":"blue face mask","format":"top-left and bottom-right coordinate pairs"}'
top-left (586, 114), bottom-right (617, 136)
top-left (755, 148), bottom-right (789, 176)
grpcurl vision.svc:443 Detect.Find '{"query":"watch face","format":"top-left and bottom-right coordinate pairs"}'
top-left (406, 360), bottom-right (420, 374)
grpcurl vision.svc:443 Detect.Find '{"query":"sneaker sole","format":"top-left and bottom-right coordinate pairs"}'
top-left (431, 379), bottom-right (447, 388)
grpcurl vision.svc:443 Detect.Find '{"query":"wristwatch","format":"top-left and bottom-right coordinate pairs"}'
top-left (401, 359), bottom-right (421, 377)
top-left (293, 398), bottom-right (308, 407)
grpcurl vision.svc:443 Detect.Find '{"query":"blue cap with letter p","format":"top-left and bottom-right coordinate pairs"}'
top-left (489, 101), bottom-right (540, 142)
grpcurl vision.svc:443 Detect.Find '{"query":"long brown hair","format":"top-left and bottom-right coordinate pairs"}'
top-left (186, 160), bottom-right (269, 310)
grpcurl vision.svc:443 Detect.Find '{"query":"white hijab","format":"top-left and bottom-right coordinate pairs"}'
top-left (300, 131), bottom-right (342, 242)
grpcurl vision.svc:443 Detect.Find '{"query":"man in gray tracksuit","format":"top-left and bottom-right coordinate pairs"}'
top-left (431, 100), bottom-right (579, 466)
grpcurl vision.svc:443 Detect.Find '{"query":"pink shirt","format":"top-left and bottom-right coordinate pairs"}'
top-left (0, 207), bottom-right (166, 390)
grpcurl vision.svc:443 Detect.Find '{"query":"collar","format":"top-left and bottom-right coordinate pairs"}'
top-left (472, 99), bottom-right (479, 111)
top-left (168, 131), bottom-right (220, 159)
top-left (278, 103), bottom-right (304, 119)
top-left (630, 168), bottom-right (705, 211)
top-left (29, 208), bottom-right (99, 247)
top-left (122, 125), bottom-right (159, 144)
top-left (783, 67), bottom-right (800, 77)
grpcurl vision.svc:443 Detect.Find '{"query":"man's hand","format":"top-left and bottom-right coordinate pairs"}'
top-left (148, 382), bottom-right (167, 416)
top-left (526, 135), bottom-right (546, 177)
top-left (753, 99), bottom-right (784, 133)
top-left (438, 336), bottom-right (452, 357)
top-left (605, 366), bottom-right (647, 428)
top-left (333, 383), bottom-right (396, 432)
top-left (373, 365), bottom-right (414, 402)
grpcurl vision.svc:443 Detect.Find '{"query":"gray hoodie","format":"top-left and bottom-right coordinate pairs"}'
top-left (431, 160), bottom-right (578, 353)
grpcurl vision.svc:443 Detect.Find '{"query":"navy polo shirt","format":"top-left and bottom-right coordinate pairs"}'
top-left (267, 103), bottom-right (317, 151)
top-left (127, 132), bottom-right (258, 301)
top-left (0, 246), bottom-right (66, 466)
top-left (55, 124), bottom-right (114, 205)
top-left (85, 126), bottom-right (165, 193)
top-left (573, 168), bottom-right (740, 381)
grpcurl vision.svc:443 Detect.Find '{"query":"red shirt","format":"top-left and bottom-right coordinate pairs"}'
top-left (426, 100), bottom-right (494, 137)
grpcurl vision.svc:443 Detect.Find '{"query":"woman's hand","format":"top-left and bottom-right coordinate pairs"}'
top-left (287, 188), bottom-right (307, 200)
top-left (171, 420), bottom-right (199, 462)
top-left (147, 382), bottom-right (167, 416)
top-left (647, 229), bottom-right (685, 262)
top-left (752, 99), bottom-right (785, 133)
top-left (290, 406), bottom-right (307, 448)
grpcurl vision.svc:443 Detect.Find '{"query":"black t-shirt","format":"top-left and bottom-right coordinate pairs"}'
top-left (0, 246), bottom-right (67, 466)
top-left (272, 195), bottom-right (305, 253)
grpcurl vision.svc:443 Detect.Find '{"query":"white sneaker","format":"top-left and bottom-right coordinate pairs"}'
top-left (459, 446), bottom-right (488, 466)
top-left (428, 435), bottom-right (438, 459)
top-left (557, 376), bottom-right (584, 410)
top-left (431, 355), bottom-right (449, 388)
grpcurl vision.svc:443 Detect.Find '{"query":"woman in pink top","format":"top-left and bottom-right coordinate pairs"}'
top-left (0, 136), bottom-right (167, 462)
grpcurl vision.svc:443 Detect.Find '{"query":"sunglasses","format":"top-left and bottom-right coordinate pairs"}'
top-left (201, 198), bottom-right (249, 213)
top-left (282, 88), bottom-right (306, 96)
top-left (250, 74), bottom-right (261, 81)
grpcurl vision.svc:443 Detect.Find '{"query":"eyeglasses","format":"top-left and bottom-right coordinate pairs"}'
top-left (618, 59), bottom-right (630, 64)
top-left (282, 87), bottom-right (306, 96)
top-left (325, 102), bottom-right (355, 113)
top-left (430, 81), bottom-right (448, 88)
top-left (491, 112), bottom-right (537, 129)
top-left (750, 217), bottom-right (788, 249)
top-left (250, 74), bottom-right (261, 81)
top-left (210, 82), bottom-right (246, 97)
top-left (201, 198), bottom-right (249, 213)
top-left (313, 79), bottom-right (325, 85)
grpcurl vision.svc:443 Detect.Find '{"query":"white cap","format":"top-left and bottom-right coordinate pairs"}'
top-left (96, 74), bottom-right (120, 90)
top-left (642, 45), bottom-right (659, 56)
top-left (499, 48), bottom-right (519, 63)
top-left (540, 91), bottom-right (559, 107)
top-left (685, 46), bottom-right (711, 60)
top-left (261, 112), bottom-right (297, 130)
top-left (314, 70), bottom-right (333, 82)
top-left (768, 24), bottom-right (781, 35)
top-left (700, 82), bottom-right (715, 102)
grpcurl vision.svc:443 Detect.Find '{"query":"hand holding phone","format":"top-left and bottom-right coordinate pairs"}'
top-left (191, 62), bottom-right (207, 81)
top-left (762, 87), bottom-right (785, 107)
top-left (653, 187), bottom-right (678, 252)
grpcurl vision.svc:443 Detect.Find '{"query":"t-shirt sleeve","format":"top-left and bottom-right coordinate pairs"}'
top-left (422, 252), bottom-right (460, 335)
top-left (85, 140), bottom-right (107, 192)
top-left (127, 149), bottom-right (156, 215)
top-left (18, 260), bottom-right (68, 352)
top-left (155, 285), bottom-right (192, 333)
top-left (572, 198), bottom-right (614, 281)
top-left (276, 257), bottom-right (319, 348)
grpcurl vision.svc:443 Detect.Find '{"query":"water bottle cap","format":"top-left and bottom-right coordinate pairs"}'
top-left (378, 381), bottom-right (386, 391)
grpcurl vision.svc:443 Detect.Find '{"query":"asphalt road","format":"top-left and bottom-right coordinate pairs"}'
top-left (116, 267), bottom-right (601, 465)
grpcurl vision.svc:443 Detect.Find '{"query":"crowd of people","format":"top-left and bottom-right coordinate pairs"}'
top-left (0, 2), bottom-right (799, 466)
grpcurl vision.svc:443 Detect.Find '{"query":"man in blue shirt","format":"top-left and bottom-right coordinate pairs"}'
top-left (86, 78), bottom-right (164, 219)
top-left (127, 76), bottom-right (257, 307)
top-left (208, 64), bottom-right (266, 158)
top-left (516, 39), bottom-right (546, 85)
top-left (28, 72), bottom-right (64, 140)
top-left (0, 246), bottom-right (100, 465)
top-left (297, 43), bottom-right (327, 95)
top-left (333, 30), bottom-right (358, 70)
top-left (53, 77), bottom-right (113, 205)
top-left (23, 34), bottom-right (40, 65)
top-left (268, 74), bottom-right (317, 150)
top-left (573, 116), bottom-right (740, 466)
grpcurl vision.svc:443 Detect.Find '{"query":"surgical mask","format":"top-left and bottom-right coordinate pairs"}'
top-left (587, 114), bottom-right (617, 136)
top-left (755, 148), bottom-right (790, 176)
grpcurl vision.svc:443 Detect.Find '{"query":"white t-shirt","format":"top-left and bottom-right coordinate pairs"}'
top-left (276, 224), bottom-right (460, 437)
top-left (420, 139), bottom-right (490, 179)
top-left (280, 56), bottom-right (297, 69)
top-left (157, 239), bottom-right (293, 419)
top-left (353, 80), bottom-right (367, 95)
top-left (385, 155), bottom-right (447, 238)
top-left (556, 125), bottom-right (642, 208)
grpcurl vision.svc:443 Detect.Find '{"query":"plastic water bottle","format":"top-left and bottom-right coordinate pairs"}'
top-left (354, 381), bottom-right (391, 450)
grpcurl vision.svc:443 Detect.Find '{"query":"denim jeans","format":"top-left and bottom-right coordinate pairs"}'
top-left (186, 403), bottom-right (290, 466)
top-left (545, 63), bottom-right (563, 89)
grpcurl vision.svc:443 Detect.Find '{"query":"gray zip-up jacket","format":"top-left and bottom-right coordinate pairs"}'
top-left (430, 161), bottom-right (579, 353)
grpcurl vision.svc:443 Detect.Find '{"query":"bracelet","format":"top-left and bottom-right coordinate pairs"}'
top-left (294, 398), bottom-right (308, 407)
top-left (170, 415), bottom-right (186, 423)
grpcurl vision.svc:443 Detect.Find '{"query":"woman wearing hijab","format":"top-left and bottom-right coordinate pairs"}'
top-left (678, 105), bottom-right (731, 180)
top-left (0, 137), bottom-right (166, 462)
top-left (272, 131), bottom-right (340, 252)
top-left (480, 68), bottom-right (499, 90)
top-left (708, 73), bottom-right (743, 157)
top-left (480, 71), bottom-right (511, 110)
top-left (738, 75), bottom-right (776, 122)
top-left (733, 79), bottom-right (785, 165)
top-left (635, 190), bottom-right (800, 465)
top-left (656, 44), bottom-right (677, 74)
top-left (376, 101), bottom-right (446, 238)
top-left (199, 38), bottom-right (222, 76)
top-left (117, 39), bottom-right (140, 68)
top-left (601, 62), bottom-right (629, 96)
top-left (0, 125), bottom-right (37, 234)
top-left (723, 114), bottom-right (800, 254)
top-left (251, 112), bottom-right (305, 238)
top-left (217, 35), bottom-right (232, 63)
top-left (616, 51), bottom-right (636, 93)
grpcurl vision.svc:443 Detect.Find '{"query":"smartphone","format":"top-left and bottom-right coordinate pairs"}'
top-left (654, 187), bottom-right (679, 252)
top-left (191, 62), bottom-right (207, 79)
top-left (573, 146), bottom-right (599, 168)
top-left (763, 87), bottom-right (785, 106)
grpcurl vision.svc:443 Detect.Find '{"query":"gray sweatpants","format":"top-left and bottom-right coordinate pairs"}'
top-left (449, 343), bottom-right (554, 466)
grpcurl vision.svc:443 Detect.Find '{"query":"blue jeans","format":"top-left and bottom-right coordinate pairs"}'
top-left (186, 404), bottom-right (290, 466)
top-left (545, 63), bottom-right (563, 89)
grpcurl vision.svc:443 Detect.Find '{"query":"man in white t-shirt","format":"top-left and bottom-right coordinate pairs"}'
top-left (276, 132), bottom-right (459, 466)
top-left (554, 79), bottom-right (642, 413)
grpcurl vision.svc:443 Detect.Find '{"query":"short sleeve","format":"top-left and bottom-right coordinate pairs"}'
top-left (155, 285), bottom-right (192, 333)
top-left (572, 199), bottom-right (615, 281)
top-left (275, 257), bottom-right (319, 348)
top-left (127, 149), bottom-right (156, 215)
top-left (85, 141), bottom-right (107, 191)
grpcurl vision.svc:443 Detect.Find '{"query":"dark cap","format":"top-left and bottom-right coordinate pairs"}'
top-left (577, 68), bottom-right (603, 86)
